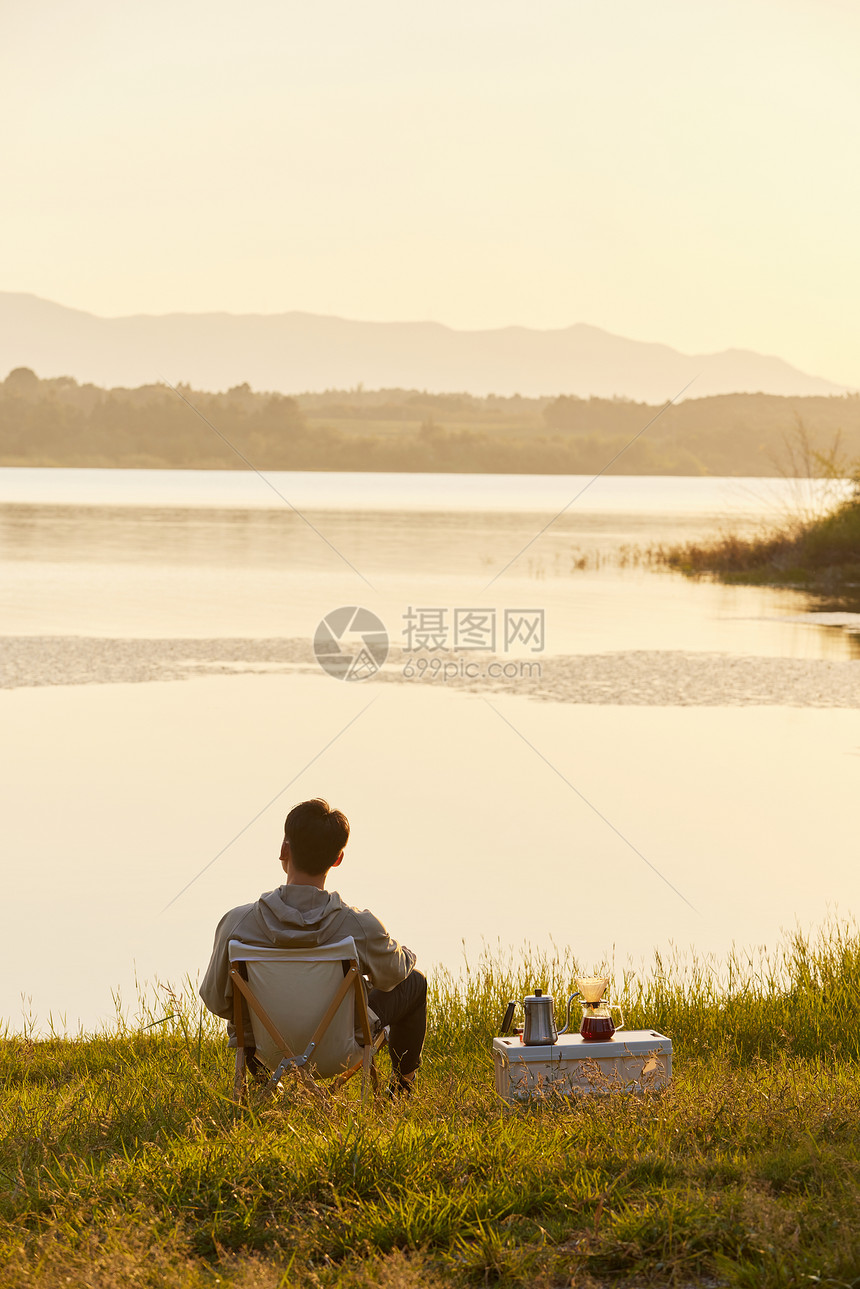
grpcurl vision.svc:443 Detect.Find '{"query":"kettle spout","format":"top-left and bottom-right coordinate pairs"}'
top-left (557, 992), bottom-right (581, 1036)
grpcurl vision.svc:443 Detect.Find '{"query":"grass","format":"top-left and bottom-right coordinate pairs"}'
top-left (660, 474), bottom-right (860, 591)
top-left (4, 921), bottom-right (860, 1288)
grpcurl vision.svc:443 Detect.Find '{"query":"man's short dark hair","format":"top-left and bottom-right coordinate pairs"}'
top-left (284, 798), bottom-right (350, 876)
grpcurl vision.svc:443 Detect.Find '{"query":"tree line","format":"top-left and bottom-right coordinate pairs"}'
top-left (2, 366), bottom-right (859, 474)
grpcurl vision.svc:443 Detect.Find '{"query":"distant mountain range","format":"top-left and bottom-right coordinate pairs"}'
top-left (0, 292), bottom-right (849, 402)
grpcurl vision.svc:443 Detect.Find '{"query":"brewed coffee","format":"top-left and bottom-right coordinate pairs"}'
top-left (580, 1013), bottom-right (615, 1041)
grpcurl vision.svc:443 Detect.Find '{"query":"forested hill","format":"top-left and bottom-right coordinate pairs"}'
top-left (2, 367), bottom-right (859, 475)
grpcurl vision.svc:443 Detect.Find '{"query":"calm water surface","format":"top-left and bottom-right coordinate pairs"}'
top-left (1, 469), bottom-right (857, 1031)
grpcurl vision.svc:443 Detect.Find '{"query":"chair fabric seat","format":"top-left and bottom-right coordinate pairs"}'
top-left (228, 937), bottom-right (366, 1078)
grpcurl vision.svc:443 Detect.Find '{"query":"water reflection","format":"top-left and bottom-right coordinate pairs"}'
top-left (1, 499), bottom-right (858, 658)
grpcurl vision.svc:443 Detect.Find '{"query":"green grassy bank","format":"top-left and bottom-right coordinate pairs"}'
top-left (4, 924), bottom-right (860, 1288)
top-left (661, 477), bottom-right (860, 591)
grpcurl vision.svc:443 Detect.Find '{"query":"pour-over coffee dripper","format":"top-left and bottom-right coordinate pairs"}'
top-left (574, 975), bottom-right (624, 1042)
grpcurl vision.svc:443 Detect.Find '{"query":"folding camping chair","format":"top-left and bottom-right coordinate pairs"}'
top-left (227, 937), bottom-right (386, 1102)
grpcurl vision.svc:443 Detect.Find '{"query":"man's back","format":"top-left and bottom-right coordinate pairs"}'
top-left (200, 883), bottom-right (415, 1024)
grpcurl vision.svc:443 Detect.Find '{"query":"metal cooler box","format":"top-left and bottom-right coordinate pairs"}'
top-left (493, 1029), bottom-right (673, 1101)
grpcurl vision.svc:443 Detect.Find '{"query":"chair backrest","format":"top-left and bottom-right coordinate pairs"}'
top-left (228, 937), bottom-right (364, 1078)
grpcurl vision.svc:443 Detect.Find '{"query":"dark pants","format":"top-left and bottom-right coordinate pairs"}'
top-left (367, 969), bottom-right (428, 1077)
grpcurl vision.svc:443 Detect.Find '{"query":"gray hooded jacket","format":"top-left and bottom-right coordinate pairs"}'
top-left (199, 884), bottom-right (416, 1033)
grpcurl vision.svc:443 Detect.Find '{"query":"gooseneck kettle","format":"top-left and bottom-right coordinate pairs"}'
top-left (499, 987), bottom-right (580, 1046)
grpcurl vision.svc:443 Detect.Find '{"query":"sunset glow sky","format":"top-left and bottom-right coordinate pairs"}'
top-left (2, 0), bottom-right (858, 384)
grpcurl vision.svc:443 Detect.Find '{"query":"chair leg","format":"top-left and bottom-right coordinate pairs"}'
top-left (361, 1044), bottom-right (373, 1101)
top-left (232, 974), bottom-right (251, 1104)
top-left (233, 1046), bottom-right (247, 1103)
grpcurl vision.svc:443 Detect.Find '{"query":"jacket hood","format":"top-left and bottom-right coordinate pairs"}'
top-left (254, 885), bottom-right (348, 948)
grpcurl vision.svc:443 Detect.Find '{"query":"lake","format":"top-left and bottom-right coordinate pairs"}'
top-left (1, 469), bottom-right (858, 1034)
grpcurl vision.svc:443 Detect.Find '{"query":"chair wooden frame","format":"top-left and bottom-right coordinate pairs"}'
top-left (229, 951), bottom-right (386, 1103)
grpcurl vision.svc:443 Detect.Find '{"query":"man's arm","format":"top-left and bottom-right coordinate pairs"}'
top-left (199, 905), bottom-right (253, 1022)
top-left (354, 908), bottom-right (416, 992)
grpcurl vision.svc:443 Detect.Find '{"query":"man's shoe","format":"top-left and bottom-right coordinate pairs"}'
top-left (387, 1073), bottom-right (416, 1099)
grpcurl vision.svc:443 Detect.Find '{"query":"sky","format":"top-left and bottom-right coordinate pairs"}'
top-left (2, 0), bottom-right (859, 385)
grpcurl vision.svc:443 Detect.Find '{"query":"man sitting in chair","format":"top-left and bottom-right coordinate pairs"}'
top-left (200, 797), bottom-right (426, 1095)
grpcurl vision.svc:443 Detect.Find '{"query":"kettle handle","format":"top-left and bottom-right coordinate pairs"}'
top-left (498, 1001), bottom-right (517, 1036)
top-left (557, 992), bottom-right (581, 1036)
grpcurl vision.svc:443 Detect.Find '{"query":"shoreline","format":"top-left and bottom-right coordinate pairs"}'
top-left (658, 480), bottom-right (860, 595)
